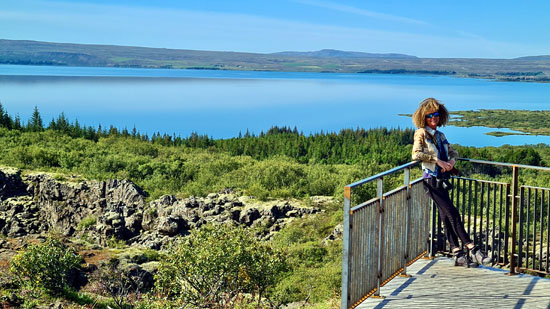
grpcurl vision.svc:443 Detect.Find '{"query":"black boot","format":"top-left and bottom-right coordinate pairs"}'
top-left (470, 246), bottom-right (491, 266)
top-left (453, 250), bottom-right (477, 268)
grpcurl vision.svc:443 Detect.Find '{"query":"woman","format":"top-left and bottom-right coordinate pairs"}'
top-left (412, 98), bottom-right (490, 267)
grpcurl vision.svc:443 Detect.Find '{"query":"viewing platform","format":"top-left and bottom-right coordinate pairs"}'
top-left (358, 257), bottom-right (550, 308)
top-left (342, 158), bottom-right (550, 308)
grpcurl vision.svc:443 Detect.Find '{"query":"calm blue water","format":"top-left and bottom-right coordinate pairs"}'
top-left (1, 64), bottom-right (550, 147)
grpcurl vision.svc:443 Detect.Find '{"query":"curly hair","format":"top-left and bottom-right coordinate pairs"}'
top-left (412, 97), bottom-right (450, 129)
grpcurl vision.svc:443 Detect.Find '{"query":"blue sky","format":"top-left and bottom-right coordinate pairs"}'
top-left (1, 0), bottom-right (549, 58)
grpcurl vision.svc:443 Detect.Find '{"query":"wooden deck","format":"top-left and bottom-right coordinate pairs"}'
top-left (358, 257), bottom-right (550, 308)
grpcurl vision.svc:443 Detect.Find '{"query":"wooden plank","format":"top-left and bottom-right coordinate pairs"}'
top-left (358, 257), bottom-right (550, 308)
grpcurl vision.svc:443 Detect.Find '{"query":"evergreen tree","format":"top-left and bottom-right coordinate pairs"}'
top-left (55, 112), bottom-right (70, 133)
top-left (48, 118), bottom-right (56, 130)
top-left (28, 106), bottom-right (43, 132)
top-left (0, 102), bottom-right (14, 129)
top-left (14, 115), bottom-right (22, 130)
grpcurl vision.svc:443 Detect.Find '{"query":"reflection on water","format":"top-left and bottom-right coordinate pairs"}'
top-left (1, 64), bottom-right (550, 147)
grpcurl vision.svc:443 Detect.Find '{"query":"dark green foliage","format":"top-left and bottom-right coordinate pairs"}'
top-left (0, 102), bottom-right (16, 129)
top-left (211, 126), bottom-right (414, 165)
top-left (153, 223), bottom-right (288, 307)
top-left (28, 106), bottom-right (43, 132)
top-left (0, 105), bottom-right (413, 166)
top-left (9, 237), bottom-right (82, 295)
top-left (0, 105), bottom-right (549, 203)
top-left (455, 145), bottom-right (544, 177)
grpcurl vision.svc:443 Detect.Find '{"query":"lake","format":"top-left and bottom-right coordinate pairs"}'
top-left (1, 64), bottom-right (550, 147)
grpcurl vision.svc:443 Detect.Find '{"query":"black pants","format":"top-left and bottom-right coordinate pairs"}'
top-left (424, 178), bottom-right (472, 250)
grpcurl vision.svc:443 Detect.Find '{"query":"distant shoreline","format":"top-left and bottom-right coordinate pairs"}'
top-left (2, 63), bottom-right (550, 85)
top-left (2, 39), bottom-right (550, 83)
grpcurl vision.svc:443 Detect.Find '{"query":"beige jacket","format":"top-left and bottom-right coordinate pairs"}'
top-left (411, 127), bottom-right (458, 173)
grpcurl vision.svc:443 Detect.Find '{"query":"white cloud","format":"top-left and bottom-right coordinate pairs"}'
top-left (294, 0), bottom-right (429, 25)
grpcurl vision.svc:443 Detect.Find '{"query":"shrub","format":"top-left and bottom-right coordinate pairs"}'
top-left (142, 248), bottom-right (160, 262)
top-left (92, 260), bottom-right (146, 309)
top-left (76, 215), bottom-right (97, 230)
top-left (9, 237), bottom-right (82, 295)
top-left (154, 223), bottom-right (288, 307)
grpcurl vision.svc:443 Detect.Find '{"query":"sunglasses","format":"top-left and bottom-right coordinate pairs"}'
top-left (425, 112), bottom-right (440, 119)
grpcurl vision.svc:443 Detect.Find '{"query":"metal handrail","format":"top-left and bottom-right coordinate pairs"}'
top-left (345, 161), bottom-right (420, 188)
top-left (458, 157), bottom-right (550, 171)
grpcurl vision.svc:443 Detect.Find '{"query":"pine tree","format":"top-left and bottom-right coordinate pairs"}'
top-left (28, 106), bottom-right (43, 132)
top-left (0, 102), bottom-right (14, 129)
top-left (0, 102), bottom-right (5, 127)
top-left (14, 115), bottom-right (22, 130)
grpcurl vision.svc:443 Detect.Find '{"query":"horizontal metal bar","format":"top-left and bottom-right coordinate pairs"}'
top-left (346, 161), bottom-right (420, 189)
top-left (383, 178), bottom-right (422, 198)
top-left (452, 176), bottom-right (508, 186)
top-left (457, 157), bottom-right (550, 172)
top-left (351, 197), bottom-right (379, 212)
top-left (383, 185), bottom-right (407, 198)
top-left (521, 185), bottom-right (550, 191)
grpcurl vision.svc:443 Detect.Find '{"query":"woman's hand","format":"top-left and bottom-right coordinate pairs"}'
top-left (436, 159), bottom-right (453, 172)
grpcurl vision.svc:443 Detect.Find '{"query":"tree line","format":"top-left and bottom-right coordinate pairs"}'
top-left (0, 103), bottom-right (545, 171)
top-left (0, 103), bottom-right (415, 165)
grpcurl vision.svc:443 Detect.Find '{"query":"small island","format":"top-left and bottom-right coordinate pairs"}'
top-left (448, 109), bottom-right (550, 136)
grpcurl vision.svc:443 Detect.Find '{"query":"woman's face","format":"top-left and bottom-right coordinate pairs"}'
top-left (425, 109), bottom-right (440, 130)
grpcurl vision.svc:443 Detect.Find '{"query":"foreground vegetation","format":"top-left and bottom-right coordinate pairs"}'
top-left (3, 204), bottom-right (343, 308)
top-left (1, 105), bottom-right (550, 307)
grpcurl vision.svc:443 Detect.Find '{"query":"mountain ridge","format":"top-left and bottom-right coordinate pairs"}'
top-left (271, 49), bottom-right (417, 59)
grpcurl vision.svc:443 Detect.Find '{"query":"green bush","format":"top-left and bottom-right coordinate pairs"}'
top-left (76, 215), bottom-right (97, 230)
top-left (142, 248), bottom-right (161, 262)
top-left (154, 223), bottom-right (288, 307)
top-left (9, 237), bottom-right (82, 295)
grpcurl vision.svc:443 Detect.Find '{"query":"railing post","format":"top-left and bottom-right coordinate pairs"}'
top-left (429, 198), bottom-right (436, 258)
top-left (341, 186), bottom-right (352, 308)
top-left (374, 177), bottom-right (385, 298)
top-left (401, 168), bottom-right (411, 276)
top-left (508, 166), bottom-right (519, 275)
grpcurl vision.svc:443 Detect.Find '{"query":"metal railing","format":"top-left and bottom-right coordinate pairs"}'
top-left (341, 158), bottom-right (550, 309)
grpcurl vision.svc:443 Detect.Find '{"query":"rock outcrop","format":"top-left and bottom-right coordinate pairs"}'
top-left (0, 168), bottom-right (321, 248)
